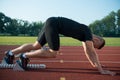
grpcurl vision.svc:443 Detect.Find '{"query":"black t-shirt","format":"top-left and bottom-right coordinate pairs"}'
top-left (57, 17), bottom-right (92, 41)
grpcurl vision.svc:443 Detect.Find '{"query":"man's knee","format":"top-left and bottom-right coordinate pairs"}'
top-left (33, 41), bottom-right (41, 50)
top-left (45, 17), bottom-right (57, 27)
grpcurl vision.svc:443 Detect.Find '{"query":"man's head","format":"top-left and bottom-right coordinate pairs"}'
top-left (92, 34), bottom-right (105, 49)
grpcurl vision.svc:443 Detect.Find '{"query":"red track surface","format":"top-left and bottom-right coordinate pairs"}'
top-left (0, 45), bottom-right (120, 80)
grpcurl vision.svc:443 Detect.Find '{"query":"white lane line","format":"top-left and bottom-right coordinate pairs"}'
top-left (28, 60), bottom-right (120, 64)
top-left (60, 60), bottom-right (64, 63)
top-left (59, 53), bottom-right (120, 56)
top-left (0, 53), bottom-right (120, 56)
top-left (96, 54), bottom-right (120, 56)
top-left (0, 59), bottom-right (119, 63)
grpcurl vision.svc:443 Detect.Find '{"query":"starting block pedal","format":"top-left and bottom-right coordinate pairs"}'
top-left (13, 60), bottom-right (25, 71)
top-left (0, 59), bottom-right (46, 71)
top-left (1, 58), bottom-right (8, 64)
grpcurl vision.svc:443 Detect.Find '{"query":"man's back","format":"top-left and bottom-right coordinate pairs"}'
top-left (57, 17), bottom-right (92, 41)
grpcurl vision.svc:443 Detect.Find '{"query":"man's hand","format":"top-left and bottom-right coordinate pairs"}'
top-left (100, 70), bottom-right (116, 76)
top-left (82, 41), bottom-right (116, 76)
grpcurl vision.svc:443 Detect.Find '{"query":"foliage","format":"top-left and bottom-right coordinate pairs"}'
top-left (89, 9), bottom-right (120, 37)
top-left (0, 12), bottom-right (44, 36)
top-left (0, 9), bottom-right (120, 37)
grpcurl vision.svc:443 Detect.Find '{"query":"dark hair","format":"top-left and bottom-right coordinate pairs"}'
top-left (98, 39), bottom-right (105, 49)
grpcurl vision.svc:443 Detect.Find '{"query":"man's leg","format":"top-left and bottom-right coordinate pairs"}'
top-left (11, 41), bottom-right (41, 55)
top-left (25, 47), bottom-right (58, 58)
top-left (3, 41), bottom-right (41, 64)
top-left (45, 17), bottom-right (60, 51)
top-left (24, 17), bottom-right (60, 58)
top-left (16, 17), bottom-right (59, 70)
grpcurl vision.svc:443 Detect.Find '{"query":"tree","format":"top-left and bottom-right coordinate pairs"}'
top-left (89, 10), bottom-right (118, 37)
top-left (0, 12), bottom-right (12, 34)
top-left (28, 21), bottom-right (43, 36)
top-left (0, 14), bottom-right (13, 34)
top-left (18, 20), bottom-right (30, 36)
top-left (0, 12), bottom-right (5, 33)
top-left (102, 11), bottom-right (116, 36)
top-left (116, 9), bottom-right (120, 36)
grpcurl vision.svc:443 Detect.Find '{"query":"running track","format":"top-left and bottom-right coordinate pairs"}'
top-left (0, 45), bottom-right (120, 80)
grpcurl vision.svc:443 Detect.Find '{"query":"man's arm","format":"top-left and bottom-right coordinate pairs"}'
top-left (82, 41), bottom-right (116, 76)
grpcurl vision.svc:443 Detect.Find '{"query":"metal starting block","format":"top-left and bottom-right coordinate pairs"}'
top-left (0, 63), bottom-right (46, 71)
top-left (0, 59), bottom-right (46, 71)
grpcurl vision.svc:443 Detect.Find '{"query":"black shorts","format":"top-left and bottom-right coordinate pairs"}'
top-left (37, 17), bottom-right (92, 50)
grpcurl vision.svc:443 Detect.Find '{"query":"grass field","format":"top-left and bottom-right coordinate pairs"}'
top-left (0, 36), bottom-right (120, 46)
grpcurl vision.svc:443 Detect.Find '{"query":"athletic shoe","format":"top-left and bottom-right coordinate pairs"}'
top-left (4, 50), bottom-right (14, 64)
top-left (17, 53), bottom-right (29, 70)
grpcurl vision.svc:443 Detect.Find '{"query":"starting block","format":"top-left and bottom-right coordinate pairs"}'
top-left (0, 58), bottom-right (46, 71)
top-left (0, 63), bottom-right (46, 71)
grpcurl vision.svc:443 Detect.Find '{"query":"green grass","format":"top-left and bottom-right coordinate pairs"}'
top-left (0, 36), bottom-right (36, 45)
top-left (104, 37), bottom-right (120, 46)
top-left (0, 36), bottom-right (120, 46)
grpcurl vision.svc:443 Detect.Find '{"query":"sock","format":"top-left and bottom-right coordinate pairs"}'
top-left (22, 54), bottom-right (27, 58)
top-left (9, 50), bottom-right (13, 56)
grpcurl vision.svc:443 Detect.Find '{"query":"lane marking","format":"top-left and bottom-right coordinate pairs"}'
top-left (60, 53), bottom-right (63, 55)
top-left (0, 53), bottom-right (120, 56)
top-left (12, 60), bottom-right (120, 64)
top-left (58, 54), bottom-right (120, 56)
top-left (60, 77), bottom-right (66, 80)
top-left (60, 60), bottom-right (64, 63)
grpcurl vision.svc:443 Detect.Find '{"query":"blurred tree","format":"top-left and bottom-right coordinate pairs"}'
top-left (0, 12), bottom-right (5, 33)
top-left (1, 9), bottom-right (119, 37)
top-left (116, 9), bottom-right (120, 36)
top-left (28, 21), bottom-right (43, 36)
top-left (0, 12), bottom-right (12, 34)
top-left (18, 20), bottom-right (30, 36)
top-left (89, 20), bottom-right (104, 36)
top-left (89, 10), bottom-right (118, 37)
top-left (102, 11), bottom-right (116, 36)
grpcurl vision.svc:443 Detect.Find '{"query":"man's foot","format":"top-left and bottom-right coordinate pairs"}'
top-left (3, 50), bottom-right (14, 64)
top-left (17, 53), bottom-right (29, 70)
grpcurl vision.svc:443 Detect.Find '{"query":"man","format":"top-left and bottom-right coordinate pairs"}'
top-left (3, 17), bottom-right (115, 75)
